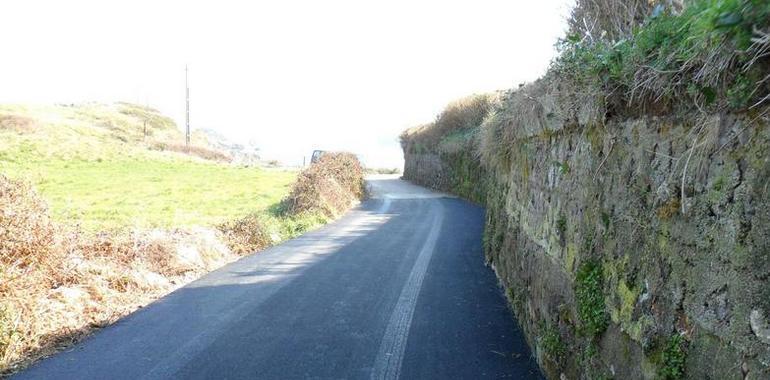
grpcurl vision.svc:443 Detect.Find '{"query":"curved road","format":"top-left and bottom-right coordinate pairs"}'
top-left (16, 176), bottom-right (542, 380)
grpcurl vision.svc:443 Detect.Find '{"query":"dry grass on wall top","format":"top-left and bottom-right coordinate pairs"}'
top-left (284, 152), bottom-right (366, 219)
top-left (400, 93), bottom-right (499, 155)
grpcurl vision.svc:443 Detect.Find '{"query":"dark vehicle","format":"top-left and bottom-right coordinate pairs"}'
top-left (310, 150), bottom-right (326, 164)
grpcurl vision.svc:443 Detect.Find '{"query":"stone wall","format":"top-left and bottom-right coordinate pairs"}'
top-left (402, 152), bottom-right (450, 191)
top-left (402, 114), bottom-right (770, 379)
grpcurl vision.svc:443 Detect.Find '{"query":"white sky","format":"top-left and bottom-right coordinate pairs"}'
top-left (0, 0), bottom-right (572, 168)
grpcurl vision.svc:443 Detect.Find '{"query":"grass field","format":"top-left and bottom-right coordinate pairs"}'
top-left (2, 158), bottom-right (296, 230)
top-left (0, 103), bottom-right (299, 231)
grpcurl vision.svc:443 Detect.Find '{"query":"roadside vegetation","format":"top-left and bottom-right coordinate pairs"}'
top-left (0, 103), bottom-right (365, 374)
top-left (556, 0), bottom-right (770, 114)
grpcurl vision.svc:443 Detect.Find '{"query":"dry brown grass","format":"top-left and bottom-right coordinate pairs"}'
top-left (0, 115), bottom-right (37, 134)
top-left (400, 93), bottom-right (498, 155)
top-left (285, 152), bottom-right (365, 218)
top-left (150, 142), bottom-right (232, 162)
top-left (567, 0), bottom-right (660, 42)
top-left (218, 214), bottom-right (273, 255)
top-left (0, 175), bottom-right (241, 376)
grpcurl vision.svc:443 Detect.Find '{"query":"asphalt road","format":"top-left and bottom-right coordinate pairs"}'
top-left (16, 176), bottom-right (542, 380)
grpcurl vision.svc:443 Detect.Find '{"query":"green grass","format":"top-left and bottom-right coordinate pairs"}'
top-left (0, 103), bottom-right (300, 232)
top-left (2, 158), bottom-right (296, 231)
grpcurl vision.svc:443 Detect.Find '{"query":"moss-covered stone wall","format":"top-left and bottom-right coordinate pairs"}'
top-left (402, 113), bottom-right (770, 379)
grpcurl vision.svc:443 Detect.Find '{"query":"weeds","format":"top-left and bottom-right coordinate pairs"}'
top-left (540, 322), bottom-right (567, 361)
top-left (575, 260), bottom-right (609, 337)
top-left (660, 334), bottom-right (688, 379)
top-left (555, 0), bottom-right (770, 113)
top-left (557, 215), bottom-right (568, 235)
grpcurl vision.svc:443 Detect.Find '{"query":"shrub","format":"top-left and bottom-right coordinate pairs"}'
top-left (0, 175), bottom-right (62, 373)
top-left (284, 152), bottom-right (365, 218)
top-left (0, 175), bottom-right (58, 274)
top-left (218, 213), bottom-right (273, 254)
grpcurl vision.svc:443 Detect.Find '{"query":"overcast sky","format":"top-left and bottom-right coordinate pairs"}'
top-left (0, 0), bottom-right (572, 168)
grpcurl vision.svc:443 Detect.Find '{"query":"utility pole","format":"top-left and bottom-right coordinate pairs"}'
top-left (185, 65), bottom-right (190, 150)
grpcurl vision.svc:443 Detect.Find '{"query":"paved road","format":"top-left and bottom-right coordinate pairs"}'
top-left (16, 176), bottom-right (542, 380)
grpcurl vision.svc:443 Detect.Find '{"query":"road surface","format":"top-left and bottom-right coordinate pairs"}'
top-left (16, 176), bottom-right (542, 380)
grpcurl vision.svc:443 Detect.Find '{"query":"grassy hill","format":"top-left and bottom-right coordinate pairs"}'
top-left (0, 102), bottom-right (296, 230)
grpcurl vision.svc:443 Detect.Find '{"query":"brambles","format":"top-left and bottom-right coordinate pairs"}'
top-left (285, 152), bottom-right (365, 218)
top-left (218, 213), bottom-right (274, 254)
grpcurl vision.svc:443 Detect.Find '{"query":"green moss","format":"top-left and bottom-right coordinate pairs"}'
top-left (506, 287), bottom-right (524, 311)
top-left (600, 211), bottom-right (611, 230)
top-left (617, 281), bottom-right (639, 322)
top-left (585, 125), bottom-right (605, 153)
top-left (576, 260), bottom-right (609, 337)
top-left (557, 215), bottom-right (567, 234)
top-left (626, 315), bottom-right (656, 343)
top-left (659, 334), bottom-right (688, 380)
top-left (604, 257), bottom-right (631, 325)
top-left (712, 175), bottom-right (726, 192)
top-left (444, 150), bottom-right (488, 204)
top-left (540, 322), bottom-right (566, 361)
top-left (565, 243), bottom-right (578, 273)
top-left (553, 160), bottom-right (571, 174)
